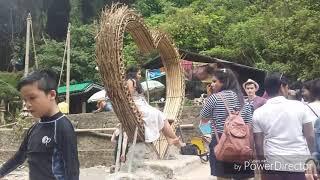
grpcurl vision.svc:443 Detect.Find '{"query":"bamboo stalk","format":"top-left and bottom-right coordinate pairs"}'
top-left (58, 32), bottom-right (68, 87)
top-left (24, 13), bottom-right (31, 77)
top-left (115, 124), bottom-right (123, 172)
top-left (128, 126), bottom-right (138, 174)
top-left (66, 23), bottom-right (71, 113)
top-left (0, 125), bottom-right (191, 131)
top-left (84, 132), bottom-right (112, 137)
top-left (75, 128), bottom-right (116, 132)
top-left (30, 22), bottom-right (38, 69)
top-left (0, 127), bottom-right (117, 132)
top-left (0, 122), bottom-right (17, 128)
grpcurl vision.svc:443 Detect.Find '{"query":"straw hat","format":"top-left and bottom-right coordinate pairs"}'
top-left (242, 79), bottom-right (259, 90)
top-left (202, 77), bottom-right (212, 84)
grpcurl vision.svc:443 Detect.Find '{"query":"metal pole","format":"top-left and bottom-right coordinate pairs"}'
top-left (24, 13), bottom-right (31, 77)
top-left (66, 23), bottom-right (71, 113)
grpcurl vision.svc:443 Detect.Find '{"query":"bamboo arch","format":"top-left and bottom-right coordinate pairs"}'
top-left (95, 5), bottom-right (185, 158)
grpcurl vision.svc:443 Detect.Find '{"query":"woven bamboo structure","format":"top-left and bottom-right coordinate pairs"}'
top-left (95, 4), bottom-right (185, 158)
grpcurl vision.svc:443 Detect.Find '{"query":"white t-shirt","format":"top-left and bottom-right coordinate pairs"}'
top-left (307, 101), bottom-right (320, 123)
top-left (253, 96), bottom-right (314, 172)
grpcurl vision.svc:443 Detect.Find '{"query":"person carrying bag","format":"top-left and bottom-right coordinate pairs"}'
top-left (212, 94), bottom-right (254, 163)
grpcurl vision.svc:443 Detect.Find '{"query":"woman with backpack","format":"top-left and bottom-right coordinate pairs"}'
top-left (200, 68), bottom-right (254, 179)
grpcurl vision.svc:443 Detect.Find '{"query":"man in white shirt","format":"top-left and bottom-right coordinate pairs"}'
top-left (253, 73), bottom-right (316, 180)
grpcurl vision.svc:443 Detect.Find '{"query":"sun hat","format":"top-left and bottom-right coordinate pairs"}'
top-left (242, 79), bottom-right (259, 91)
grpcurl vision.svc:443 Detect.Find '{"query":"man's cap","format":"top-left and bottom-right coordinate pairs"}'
top-left (243, 79), bottom-right (259, 91)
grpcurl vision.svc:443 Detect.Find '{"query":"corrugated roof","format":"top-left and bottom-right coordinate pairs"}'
top-left (57, 82), bottom-right (92, 94)
top-left (142, 49), bottom-right (266, 95)
top-left (143, 49), bottom-right (264, 72)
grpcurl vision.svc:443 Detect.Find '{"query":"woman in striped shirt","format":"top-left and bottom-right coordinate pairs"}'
top-left (200, 68), bottom-right (254, 179)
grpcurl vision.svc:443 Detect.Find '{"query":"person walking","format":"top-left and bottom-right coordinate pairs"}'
top-left (243, 79), bottom-right (267, 110)
top-left (253, 73), bottom-right (316, 180)
top-left (200, 68), bottom-right (254, 179)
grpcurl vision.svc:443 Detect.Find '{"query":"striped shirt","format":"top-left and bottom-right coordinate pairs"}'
top-left (200, 90), bottom-right (253, 134)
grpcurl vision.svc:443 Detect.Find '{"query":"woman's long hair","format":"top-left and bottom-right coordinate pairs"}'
top-left (213, 68), bottom-right (244, 106)
top-left (302, 79), bottom-right (315, 102)
top-left (126, 66), bottom-right (144, 94)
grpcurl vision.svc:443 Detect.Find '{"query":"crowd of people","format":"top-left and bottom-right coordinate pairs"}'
top-left (201, 69), bottom-right (320, 180)
top-left (0, 66), bottom-right (319, 180)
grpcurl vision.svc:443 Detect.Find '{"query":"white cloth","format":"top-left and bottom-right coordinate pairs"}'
top-left (133, 95), bottom-right (165, 142)
top-left (253, 96), bottom-right (314, 172)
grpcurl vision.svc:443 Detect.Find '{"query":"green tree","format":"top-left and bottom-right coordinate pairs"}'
top-left (0, 80), bottom-right (19, 101)
top-left (37, 24), bottom-right (99, 84)
top-left (159, 7), bottom-right (220, 52)
top-left (138, 0), bottom-right (320, 80)
top-left (10, 0), bottom-right (320, 84)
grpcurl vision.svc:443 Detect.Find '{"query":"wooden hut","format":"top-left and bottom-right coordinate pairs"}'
top-left (58, 82), bottom-right (104, 114)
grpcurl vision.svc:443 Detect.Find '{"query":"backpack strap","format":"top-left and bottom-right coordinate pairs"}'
top-left (212, 93), bottom-right (242, 143)
top-left (216, 93), bottom-right (231, 115)
top-left (217, 93), bottom-right (244, 115)
top-left (211, 93), bottom-right (230, 143)
top-left (212, 120), bottom-right (220, 142)
top-left (307, 104), bottom-right (319, 117)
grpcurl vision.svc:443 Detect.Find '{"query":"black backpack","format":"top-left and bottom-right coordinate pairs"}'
top-left (177, 125), bottom-right (209, 162)
top-left (180, 143), bottom-right (199, 155)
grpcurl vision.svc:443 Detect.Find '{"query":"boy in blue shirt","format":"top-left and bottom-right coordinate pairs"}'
top-left (0, 69), bottom-right (79, 180)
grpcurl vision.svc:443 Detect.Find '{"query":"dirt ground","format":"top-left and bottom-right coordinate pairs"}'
top-left (1, 166), bottom-right (109, 180)
top-left (1, 163), bottom-right (214, 180)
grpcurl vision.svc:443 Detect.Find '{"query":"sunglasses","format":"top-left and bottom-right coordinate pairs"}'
top-left (279, 73), bottom-right (288, 86)
top-left (220, 68), bottom-right (227, 73)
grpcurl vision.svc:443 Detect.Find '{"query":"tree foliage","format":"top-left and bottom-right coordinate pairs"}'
top-left (0, 79), bottom-right (20, 102)
top-left (5, 0), bottom-right (320, 84)
top-left (133, 0), bottom-right (320, 81)
top-left (44, 0), bottom-right (320, 81)
top-left (37, 24), bottom-right (99, 84)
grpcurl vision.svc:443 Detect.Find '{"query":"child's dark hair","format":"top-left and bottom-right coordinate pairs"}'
top-left (212, 68), bottom-right (244, 106)
top-left (264, 72), bottom-right (288, 97)
top-left (126, 65), bottom-right (143, 94)
top-left (17, 69), bottom-right (58, 93)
